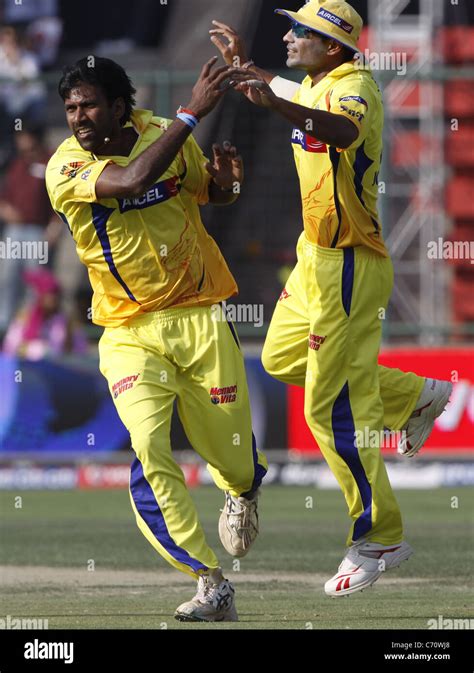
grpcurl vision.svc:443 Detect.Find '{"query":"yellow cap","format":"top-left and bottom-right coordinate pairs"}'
top-left (275, 0), bottom-right (363, 52)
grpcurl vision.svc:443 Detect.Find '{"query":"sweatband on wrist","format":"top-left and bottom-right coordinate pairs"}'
top-left (176, 112), bottom-right (198, 129)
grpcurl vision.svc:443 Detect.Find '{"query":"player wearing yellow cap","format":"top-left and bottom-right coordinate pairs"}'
top-left (46, 56), bottom-right (267, 621)
top-left (210, 0), bottom-right (452, 597)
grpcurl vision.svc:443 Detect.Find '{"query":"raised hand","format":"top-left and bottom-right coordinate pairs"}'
top-left (205, 141), bottom-right (243, 191)
top-left (233, 72), bottom-right (278, 108)
top-left (187, 56), bottom-right (241, 120)
top-left (209, 20), bottom-right (250, 67)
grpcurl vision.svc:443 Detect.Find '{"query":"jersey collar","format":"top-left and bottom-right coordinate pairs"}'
top-left (301, 61), bottom-right (369, 90)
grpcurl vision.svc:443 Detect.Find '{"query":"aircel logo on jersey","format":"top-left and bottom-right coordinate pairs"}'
top-left (210, 385), bottom-right (237, 404)
top-left (291, 128), bottom-right (327, 153)
top-left (279, 288), bottom-right (291, 301)
top-left (112, 374), bottom-right (140, 398)
top-left (118, 176), bottom-right (180, 213)
top-left (309, 334), bottom-right (326, 351)
top-left (317, 8), bottom-right (353, 34)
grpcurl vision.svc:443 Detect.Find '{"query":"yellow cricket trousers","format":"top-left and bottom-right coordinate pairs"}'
top-left (262, 233), bottom-right (425, 546)
top-left (99, 303), bottom-right (268, 578)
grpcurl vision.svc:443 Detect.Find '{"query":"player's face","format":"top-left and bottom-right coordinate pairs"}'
top-left (283, 27), bottom-right (330, 72)
top-left (64, 83), bottom-right (117, 153)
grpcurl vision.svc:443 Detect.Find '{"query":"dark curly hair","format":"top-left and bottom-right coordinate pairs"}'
top-left (58, 56), bottom-right (136, 126)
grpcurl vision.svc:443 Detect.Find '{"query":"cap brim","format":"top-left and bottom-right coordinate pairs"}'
top-left (274, 8), bottom-right (358, 52)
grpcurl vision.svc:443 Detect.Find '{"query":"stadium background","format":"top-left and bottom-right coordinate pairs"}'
top-left (0, 0), bottom-right (473, 635)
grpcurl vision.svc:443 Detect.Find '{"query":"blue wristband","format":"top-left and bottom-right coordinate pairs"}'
top-left (177, 112), bottom-right (198, 129)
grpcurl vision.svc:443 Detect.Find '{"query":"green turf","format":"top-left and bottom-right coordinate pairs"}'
top-left (0, 487), bottom-right (473, 629)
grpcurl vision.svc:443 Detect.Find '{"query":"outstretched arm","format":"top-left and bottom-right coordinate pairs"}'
top-left (96, 58), bottom-right (241, 200)
top-left (234, 77), bottom-right (359, 150)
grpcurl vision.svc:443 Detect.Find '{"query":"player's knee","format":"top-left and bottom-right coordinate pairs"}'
top-left (303, 403), bottom-right (326, 435)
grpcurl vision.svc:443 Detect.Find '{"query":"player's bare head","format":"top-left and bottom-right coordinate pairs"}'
top-left (58, 56), bottom-right (136, 151)
top-left (283, 21), bottom-right (355, 74)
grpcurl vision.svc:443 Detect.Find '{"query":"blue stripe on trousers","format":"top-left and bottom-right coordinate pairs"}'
top-left (129, 455), bottom-right (208, 573)
top-left (332, 382), bottom-right (373, 540)
top-left (241, 433), bottom-right (267, 498)
top-left (342, 248), bottom-right (354, 317)
top-left (335, 250), bottom-right (372, 539)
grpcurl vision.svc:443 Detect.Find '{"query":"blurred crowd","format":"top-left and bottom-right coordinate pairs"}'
top-left (0, 0), bottom-right (171, 360)
top-left (0, 1), bottom-right (83, 359)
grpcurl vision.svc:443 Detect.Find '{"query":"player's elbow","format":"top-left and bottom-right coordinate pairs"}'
top-left (125, 180), bottom-right (149, 199)
top-left (335, 119), bottom-right (359, 149)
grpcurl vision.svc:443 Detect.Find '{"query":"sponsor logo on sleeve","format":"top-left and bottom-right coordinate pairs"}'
top-left (339, 95), bottom-right (368, 108)
top-left (81, 168), bottom-right (92, 180)
top-left (339, 103), bottom-right (365, 122)
top-left (60, 161), bottom-right (85, 178)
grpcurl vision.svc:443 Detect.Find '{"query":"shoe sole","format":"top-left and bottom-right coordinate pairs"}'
top-left (400, 382), bottom-right (453, 457)
top-left (325, 542), bottom-right (414, 598)
top-left (174, 608), bottom-right (238, 623)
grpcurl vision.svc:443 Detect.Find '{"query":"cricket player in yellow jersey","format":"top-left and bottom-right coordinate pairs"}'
top-left (211, 0), bottom-right (452, 597)
top-left (46, 56), bottom-right (267, 622)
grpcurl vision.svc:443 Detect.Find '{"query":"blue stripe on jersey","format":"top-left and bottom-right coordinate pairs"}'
top-left (130, 455), bottom-right (208, 574)
top-left (91, 203), bottom-right (140, 304)
top-left (342, 248), bottom-right (355, 317)
top-left (332, 381), bottom-right (373, 541)
top-left (329, 146), bottom-right (343, 247)
top-left (56, 210), bottom-right (73, 235)
top-left (353, 142), bottom-right (379, 233)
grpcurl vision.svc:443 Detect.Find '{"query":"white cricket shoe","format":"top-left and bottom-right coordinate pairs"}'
top-left (325, 540), bottom-right (414, 597)
top-left (398, 378), bottom-right (453, 458)
top-left (174, 568), bottom-right (238, 622)
top-left (219, 490), bottom-right (259, 558)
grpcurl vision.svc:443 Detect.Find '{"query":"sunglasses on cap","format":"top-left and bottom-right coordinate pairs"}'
top-left (290, 20), bottom-right (316, 39)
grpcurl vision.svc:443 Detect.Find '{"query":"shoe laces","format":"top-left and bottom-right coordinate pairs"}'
top-left (195, 575), bottom-right (215, 602)
top-left (221, 493), bottom-right (258, 550)
top-left (221, 492), bottom-right (257, 526)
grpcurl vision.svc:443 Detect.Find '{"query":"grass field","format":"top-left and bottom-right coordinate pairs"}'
top-left (1, 486), bottom-right (473, 630)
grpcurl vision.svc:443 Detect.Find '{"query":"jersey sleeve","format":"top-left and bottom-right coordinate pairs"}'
top-left (181, 134), bottom-right (212, 206)
top-left (329, 77), bottom-right (374, 146)
top-left (270, 76), bottom-right (301, 102)
top-left (45, 152), bottom-right (112, 212)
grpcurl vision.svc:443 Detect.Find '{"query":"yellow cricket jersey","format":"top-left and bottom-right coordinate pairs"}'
top-left (291, 62), bottom-right (388, 256)
top-left (45, 108), bottom-right (237, 326)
